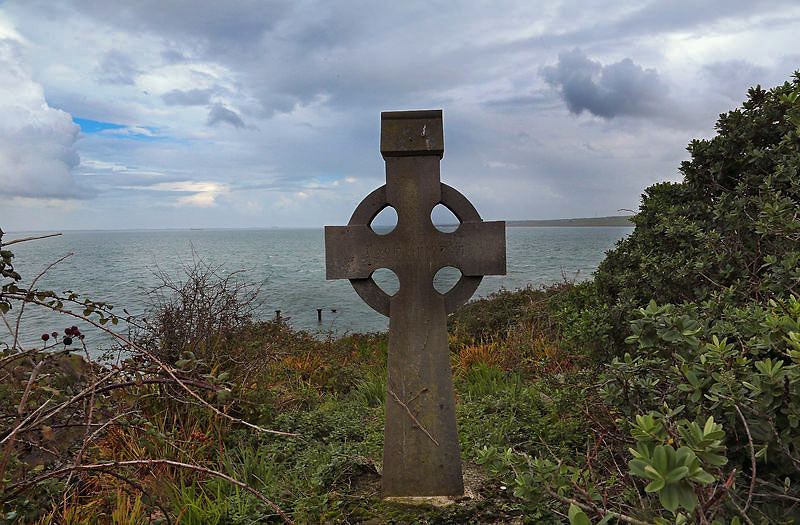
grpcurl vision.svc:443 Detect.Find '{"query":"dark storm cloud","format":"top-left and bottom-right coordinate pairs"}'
top-left (162, 88), bottom-right (215, 106)
top-left (207, 104), bottom-right (245, 128)
top-left (95, 50), bottom-right (139, 85)
top-left (541, 49), bottom-right (666, 118)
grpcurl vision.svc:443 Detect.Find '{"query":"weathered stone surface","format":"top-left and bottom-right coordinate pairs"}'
top-left (325, 110), bottom-right (506, 496)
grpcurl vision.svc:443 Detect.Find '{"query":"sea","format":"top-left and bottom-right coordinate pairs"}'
top-left (4, 227), bottom-right (632, 352)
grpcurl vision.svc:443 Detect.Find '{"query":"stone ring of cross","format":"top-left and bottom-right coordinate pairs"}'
top-left (347, 183), bottom-right (483, 317)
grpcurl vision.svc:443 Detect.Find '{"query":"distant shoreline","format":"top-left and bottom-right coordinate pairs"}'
top-left (507, 215), bottom-right (633, 227)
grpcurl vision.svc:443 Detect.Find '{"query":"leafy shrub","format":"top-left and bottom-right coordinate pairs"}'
top-left (594, 73), bottom-right (800, 349)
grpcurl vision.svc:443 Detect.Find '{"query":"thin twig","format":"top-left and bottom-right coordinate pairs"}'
top-left (1, 459), bottom-right (293, 523)
top-left (0, 359), bottom-right (45, 488)
top-left (8, 296), bottom-right (299, 439)
top-left (1, 369), bottom-right (120, 444)
top-left (542, 486), bottom-right (651, 525)
top-left (0, 346), bottom-right (39, 368)
top-left (0, 399), bottom-right (51, 444)
top-left (751, 492), bottom-right (800, 503)
top-left (0, 232), bottom-right (62, 247)
top-left (0, 309), bottom-right (23, 352)
top-left (386, 387), bottom-right (439, 447)
top-left (93, 469), bottom-right (173, 525)
top-left (728, 493), bottom-right (756, 525)
top-left (730, 399), bottom-right (800, 470)
top-left (14, 253), bottom-right (74, 349)
top-left (91, 377), bottom-right (220, 396)
top-left (65, 342), bottom-right (98, 490)
top-left (732, 403), bottom-right (756, 514)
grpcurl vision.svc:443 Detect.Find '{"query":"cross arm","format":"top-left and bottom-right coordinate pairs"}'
top-left (325, 225), bottom-right (397, 279)
top-left (444, 221), bottom-right (506, 276)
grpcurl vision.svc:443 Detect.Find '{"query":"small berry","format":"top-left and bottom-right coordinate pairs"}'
top-left (41, 334), bottom-right (49, 341)
top-left (65, 328), bottom-right (72, 336)
top-left (79, 334), bottom-right (85, 340)
top-left (63, 336), bottom-right (73, 346)
top-left (51, 332), bottom-right (58, 338)
top-left (70, 325), bottom-right (78, 332)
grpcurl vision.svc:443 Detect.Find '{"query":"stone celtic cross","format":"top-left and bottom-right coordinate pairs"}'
top-left (325, 110), bottom-right (505, 496)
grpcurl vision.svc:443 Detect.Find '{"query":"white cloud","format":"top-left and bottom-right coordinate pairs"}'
top-left (486, 161), bottom-right (523, 170)
top-left (0, 21), bottom-right (82, 199)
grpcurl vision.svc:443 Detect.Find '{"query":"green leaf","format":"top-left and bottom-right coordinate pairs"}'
top-left (664, 466), bottom-right (689, 484)
top-left (660, 483), bottom-right (680, 514)
top-left (645, 478), bottom-right (666, 492)
top-left (597, 515), bottom-right (614, 525)
top-left (689, 470), bottom-right (715, 484)
top-left (217, 389), bottom-right (232, 403)
top-left (644, 465), bottom-right (663, 480)
top-left (653, 445), bottom-right (669, 473)
top-left (568, 504), bottom-right (591, 525)
top-left (703, 416), bottom-right (715, 435)
top-left (629, 459), bottom-right (649, 477)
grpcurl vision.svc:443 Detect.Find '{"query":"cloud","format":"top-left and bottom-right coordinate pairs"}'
top-left (162, 88), bottom-right (215, 106)
top-left (486, 161), bottom-right (523, 170)
top-left (95, 50), bottom-right (139, 85)
top-left (60, 0), bottom-right (291, 49)
top-left (207, 104), bottom-right (245, 128)
top-left (541, 49), bottom-right (666, 119)
top-left (701, 60), bottom-right (769, 99)
top-left (118, 181), bottom-right (230, 207)
top-left (0, 28), bottom-right (84, 199)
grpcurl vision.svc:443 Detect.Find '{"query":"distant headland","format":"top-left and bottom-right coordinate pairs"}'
top-left (507, 215), bottom-right (634, 227)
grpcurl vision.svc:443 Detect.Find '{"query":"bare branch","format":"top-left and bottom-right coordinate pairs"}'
top-left (732, 402), bottom-right (756, 515)
top-left (14, 252), bottom-right (74, 348)
top-left (0, 359), bottom-right (45, 488)
top-left (2, 459), bottom-right (293, 523)
top-left (542, 486), bottom-right (651, 525)
top-left (1, 232), bottom-right (62, 247)
top-left (387, 387), bottom-right (439, 447)
top-left (8, 296), bottom-right (299, 438)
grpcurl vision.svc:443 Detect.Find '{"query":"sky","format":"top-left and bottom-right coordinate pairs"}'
top-left (1, 1), bottom-right (799, 231)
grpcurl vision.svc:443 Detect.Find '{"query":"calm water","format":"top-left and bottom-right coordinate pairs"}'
top-left (5, 227), bottom-right (631, 350)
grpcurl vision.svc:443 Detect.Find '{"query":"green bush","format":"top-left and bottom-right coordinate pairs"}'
top-left (594, 73), bottom-right (800, 350)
